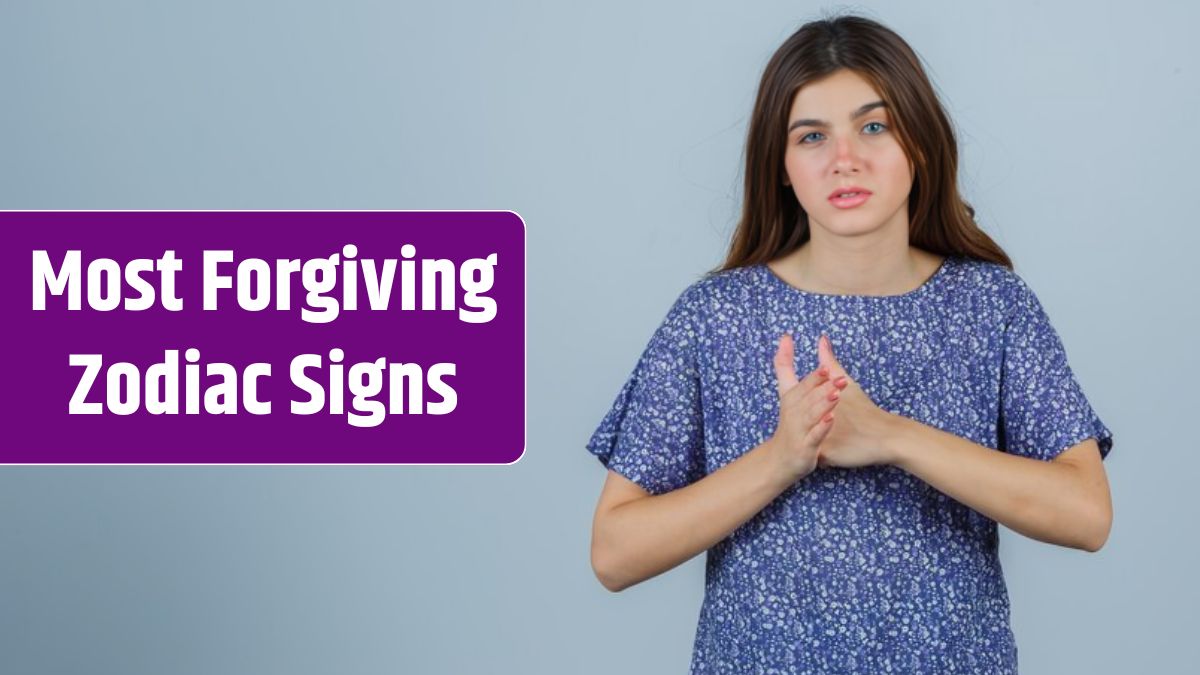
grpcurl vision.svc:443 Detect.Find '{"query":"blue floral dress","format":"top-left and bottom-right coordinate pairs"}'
top-left (585, 255), bottom-right (1113, 674)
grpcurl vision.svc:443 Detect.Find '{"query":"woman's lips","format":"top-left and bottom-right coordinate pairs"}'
top-left (828, 192), bottom-right (871, 209)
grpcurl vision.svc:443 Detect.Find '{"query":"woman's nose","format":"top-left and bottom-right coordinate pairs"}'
top-left (832, 137), bottom-right (863, 172)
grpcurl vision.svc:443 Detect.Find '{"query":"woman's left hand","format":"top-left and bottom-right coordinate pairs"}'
top-left (812, 334), bottom-right (901, 469)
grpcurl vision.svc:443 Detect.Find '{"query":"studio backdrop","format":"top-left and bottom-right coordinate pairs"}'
top-left (0, 1), bottom-right (1194, 673)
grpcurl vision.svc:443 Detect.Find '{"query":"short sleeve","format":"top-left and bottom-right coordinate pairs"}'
top-left (585, 283), bottom-right (707, 495)
top-left (998, 276), bottom-right (1114, 462)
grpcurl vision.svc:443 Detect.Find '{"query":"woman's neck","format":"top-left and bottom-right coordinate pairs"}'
top-left (768, 243), bottom-right (944, 297)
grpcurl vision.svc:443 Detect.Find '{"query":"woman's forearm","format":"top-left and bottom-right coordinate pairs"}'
top-left (594, 437), bottom-right (797, 592)
top-left (885, 415), bottom-right (1106, 551)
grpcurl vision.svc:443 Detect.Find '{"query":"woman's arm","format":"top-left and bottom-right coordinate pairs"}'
top-left (591, 437), bottom-right (797, 592)
top-left (592, 341), bottom-right (842, 592)
top-left (884, 415), bottom-right (1113, 552)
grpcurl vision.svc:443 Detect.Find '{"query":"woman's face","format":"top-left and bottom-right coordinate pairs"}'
top-left (783, 69), bottom-right (914, 238)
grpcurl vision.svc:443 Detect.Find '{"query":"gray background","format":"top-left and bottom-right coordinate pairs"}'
top-left (0, 0), bottom-right (1193, 673)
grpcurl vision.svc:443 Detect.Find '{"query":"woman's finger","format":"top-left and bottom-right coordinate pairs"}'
top-left (795, 377), bottom-right (840, 424)
top-left (803, 393), bottom-right (838, 432)
top-left (772, 333), bottom-right (802, 397)
top-left (805, 407), bottom-right (835, 447)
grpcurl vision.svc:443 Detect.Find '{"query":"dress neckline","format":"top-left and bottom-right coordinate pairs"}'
top-left (758, 255), bottom-right (953, 301)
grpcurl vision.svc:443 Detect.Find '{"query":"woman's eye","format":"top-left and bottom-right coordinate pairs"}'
top-left (796, 122), bottom-right (887, 145)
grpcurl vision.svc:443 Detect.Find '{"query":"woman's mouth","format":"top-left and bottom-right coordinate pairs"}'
top-left (828, 191), bottom-right (871, 209)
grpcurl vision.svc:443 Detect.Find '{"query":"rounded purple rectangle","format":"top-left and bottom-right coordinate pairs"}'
top-left (1, 211), bottom-right (526, 464)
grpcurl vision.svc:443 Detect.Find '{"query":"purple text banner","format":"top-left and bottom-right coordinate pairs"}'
top-left (1, 211), bottom-right (525, 464)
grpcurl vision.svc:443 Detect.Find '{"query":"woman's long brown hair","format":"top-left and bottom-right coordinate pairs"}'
top-left (713, 12), bottom-right (1012, 274)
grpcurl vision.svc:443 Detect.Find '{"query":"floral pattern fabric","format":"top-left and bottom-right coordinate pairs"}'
top-left (586, 256), bottom-right (1113, 674)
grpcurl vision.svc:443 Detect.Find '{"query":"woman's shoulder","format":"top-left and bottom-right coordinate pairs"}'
top-left (674, 264), bottom-right (762, 307)
top-left (651, 266), bottom-right (764, 340)
top-left (943, 256), bottom-right (1041, 323)
top-left (944, 256), bottom-right (1024, 294)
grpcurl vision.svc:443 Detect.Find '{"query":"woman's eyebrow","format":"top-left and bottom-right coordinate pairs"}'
top-left (788, 101), bottom-right (888, 133)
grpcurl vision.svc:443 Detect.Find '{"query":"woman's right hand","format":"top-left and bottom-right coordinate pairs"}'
top-left (770, 332), bottom-right (848, 481)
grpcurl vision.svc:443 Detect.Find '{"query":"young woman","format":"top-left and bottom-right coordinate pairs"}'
top-left (585, 13), bottom-right (1114, 674)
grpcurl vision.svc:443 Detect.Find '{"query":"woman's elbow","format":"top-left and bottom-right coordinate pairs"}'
top-left (1084, 508), bottom-right (1113, 553)
top-left (591, 540), bottom-right (629, 592)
